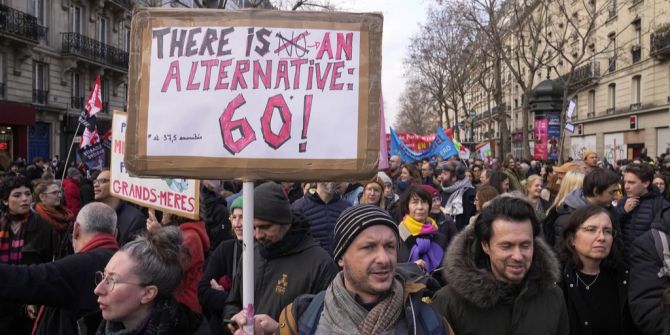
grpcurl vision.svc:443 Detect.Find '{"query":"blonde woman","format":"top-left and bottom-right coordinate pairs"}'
top-left (542, 170), bottom-right (586, 247)
top-left (526, 175), bottom-right (551, 222)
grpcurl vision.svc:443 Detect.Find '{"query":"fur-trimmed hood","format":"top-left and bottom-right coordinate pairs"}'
top-left (443, 224), bottom-right (560, 309)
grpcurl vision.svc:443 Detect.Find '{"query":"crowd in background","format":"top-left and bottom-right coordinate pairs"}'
top-left (0, 149), bottom-right (669, 334)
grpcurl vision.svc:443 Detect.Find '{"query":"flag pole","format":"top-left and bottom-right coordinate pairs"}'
top-left (60, 119), bottom-right (82, 188)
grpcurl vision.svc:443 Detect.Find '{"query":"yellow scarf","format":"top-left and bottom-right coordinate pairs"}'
top-left (401, 215), bottom-right (438, 236)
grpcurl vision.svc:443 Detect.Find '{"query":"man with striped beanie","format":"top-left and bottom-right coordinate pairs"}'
top-left (269, 205), bottom-right (452, 335)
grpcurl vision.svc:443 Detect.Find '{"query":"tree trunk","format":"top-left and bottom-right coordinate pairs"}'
top-left (493, 58), bottom-right (509, 160)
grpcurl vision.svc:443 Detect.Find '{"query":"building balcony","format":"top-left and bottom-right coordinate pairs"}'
top-left (0, 4), bottom-right (42, 43)
top-left (32, 89), bottom-right (48, 105)
top-left (109, 0), bottom-right (135, 9)
top-left (608, 56), bottom-right (616, 72)
top-left (630, 102), bottom-right (641, 111)
top-left (606, 107), bottom-right (615, 115)
top-left (71, 96), bottom-right (84, 109)
top-left (565, 62), bottom-right (600, 92)
top-left (61, 32), bottom-right (129, 72)
top-left (651, 29), bottom-right (670, 59)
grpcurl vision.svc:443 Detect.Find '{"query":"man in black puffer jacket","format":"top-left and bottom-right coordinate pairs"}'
top-left (616, 163), bottom-right (670, 262)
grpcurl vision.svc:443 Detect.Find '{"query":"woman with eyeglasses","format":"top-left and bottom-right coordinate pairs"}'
top-left (198, 197), bottom-right (243, 335)
top-left (94, 225), bottom-right (209, 334)
top-left (558, 205), bottom-right (635, 335)
top-left (0, 176), bottom-right (55, 334)
top-left (33, 181), bottom-right (75, 259)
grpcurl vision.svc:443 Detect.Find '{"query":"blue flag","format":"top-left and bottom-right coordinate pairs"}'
top-left (390, 127), bottom-right (459, 162)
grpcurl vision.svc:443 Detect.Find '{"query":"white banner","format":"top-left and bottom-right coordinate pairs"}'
top-left (111, 111), bottom-right (200, 219)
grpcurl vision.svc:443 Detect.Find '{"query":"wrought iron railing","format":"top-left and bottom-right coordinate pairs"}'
top-left (606, 107), bottom-right (615, 115)
top-left (632, 48), bottom-right (641, 63)
top-left (651, 29), bottom-right (670, 57)
top-left (0, 4), bottom-right (40, 42)
top-left (71, 96), bottom-right (84, 109)
top-left (630, 102), bottom-right (641, 111)
top-left (608, 56), bottom-right (616, 72)
top-left (32, 89), bottom-right (48, 104)
top-left (61, 32), bottom-right (129, 71)
top-left (572, 62), bottom-right (600, 84)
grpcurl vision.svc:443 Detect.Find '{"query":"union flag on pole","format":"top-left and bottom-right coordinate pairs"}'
top-left (84, 75), bottom-right (102, 117)
top-left (80, 126), bottom-right (100, 149)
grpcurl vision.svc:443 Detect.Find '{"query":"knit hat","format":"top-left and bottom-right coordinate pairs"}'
top-left (582, 150), bottom-right (597, 161)
top-left (333, 205), bottom-right (399, 261)
top-left (67, 167), bottom-right (82, 178)
top-left (419, 184), bottom-right (439, 198)
top-left (377, 171), bottom-right (392, 185)
top-left (254, 182), bottom-right (292, 225)
top-left (230, 196), bottom-right (243, 211)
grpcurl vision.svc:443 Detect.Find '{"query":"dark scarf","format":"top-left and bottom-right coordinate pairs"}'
top-left (0, 212), bottom-right (29, 265)
top-left (257, 215), bottom-right (309, 259)
top-left (96, 298), bottom-right (203, 335)
top-left (34, 203), bottom-right (73, 233)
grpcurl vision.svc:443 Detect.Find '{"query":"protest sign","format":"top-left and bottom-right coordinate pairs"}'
top-left (112, 111), bottom-right (200, 219)
top-left (124, 8), bottom-right (383, 181)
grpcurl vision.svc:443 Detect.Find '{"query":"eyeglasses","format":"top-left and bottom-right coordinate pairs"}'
top-left (93, 179), bottom-right (110, 185)
top-left (579, 226), bottom-right (616, 237)
top-left (45, 190), bottom-right (62, 196)
top-left (94, 271), bottom-right (146, 292)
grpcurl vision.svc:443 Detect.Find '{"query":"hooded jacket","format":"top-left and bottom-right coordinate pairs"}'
top-left (177, 221), bottom-right (210, 313)
top-left (629, 206), bottom-right (670, 334)
top-left (222, 213), bottom-right (339, 321)
top-left (432, 225), bottom-right (569, 335)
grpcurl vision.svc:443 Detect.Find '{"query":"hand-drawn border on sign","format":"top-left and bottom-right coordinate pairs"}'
top-left (111, 111), bottom-right (201, 220)
top-left (125, 8), bottom-right (382, 181)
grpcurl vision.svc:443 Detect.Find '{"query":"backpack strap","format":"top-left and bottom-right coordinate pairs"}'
top-left (415, 300), bottom-right (448, 335)
top-left (297, 291), bottom-right (326, 335)
top-left (651, 228), bottom-right (670, 279)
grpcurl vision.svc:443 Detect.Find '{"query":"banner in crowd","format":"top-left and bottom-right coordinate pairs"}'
top-left (112, 111), bottom-right (200, 219)
top-left (547, 112), bottom-right (561, 162)
top-left (384, 132), bottom-right (436, 152)
top-left (476, 142), bottom-right (492, 160)
top-left (534, 117), bottom-right (548, 160)
top-left (389, 127), bottom-right (458, 162)
top-left (124, 9), bottom-right (383, 181)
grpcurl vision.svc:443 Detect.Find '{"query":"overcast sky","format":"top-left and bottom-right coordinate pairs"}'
top-left (330, 0), bottom-right (429, 130)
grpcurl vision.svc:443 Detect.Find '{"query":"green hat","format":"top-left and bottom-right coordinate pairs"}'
top-left (230, 196), bottom-right (243, 211)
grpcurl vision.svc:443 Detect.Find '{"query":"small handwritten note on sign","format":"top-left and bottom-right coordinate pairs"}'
top-left (112, 111), bottom-right (200, 220)
top-left (124, 8), bottom-right (383, 181)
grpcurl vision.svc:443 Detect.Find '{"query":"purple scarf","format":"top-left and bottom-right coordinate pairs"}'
top-left (408, 237), bottom-right (444, 273)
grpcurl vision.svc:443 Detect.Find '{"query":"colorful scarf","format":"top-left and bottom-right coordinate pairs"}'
top-left (34, 202), bottom-right (73, 233)
top-left (402, 215), bottom-right (444, 272)
top-left (0, 212), bottom-right (29, 265)
top-left (401, 215), bottom-right (438, 236)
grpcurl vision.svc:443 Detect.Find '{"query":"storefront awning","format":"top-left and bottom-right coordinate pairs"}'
top-left (0, 101), bottom-right (36, 125)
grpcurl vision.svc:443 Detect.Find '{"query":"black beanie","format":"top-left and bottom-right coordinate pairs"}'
top-left (254, 182), bottom-right (292, 225)
top-left (333, 205), bottom-right (399, 261)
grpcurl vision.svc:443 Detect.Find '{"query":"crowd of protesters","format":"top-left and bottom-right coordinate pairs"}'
top-left (0, 149), bottom-right (669, 334)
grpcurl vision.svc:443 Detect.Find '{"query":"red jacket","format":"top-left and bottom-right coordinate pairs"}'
top-left (61, 178), bottom-right (81, 218)
top-left (176, 221), bottom-right (210, 313)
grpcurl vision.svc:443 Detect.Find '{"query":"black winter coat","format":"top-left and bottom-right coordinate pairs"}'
top-left (198, 239), bottom-right (241, 335)
top-left (629, 205), bottom-right (670, 334)
top-left (115, 201), bottom-right (146, 246)
top-left (291, 192), bottom-right (351, 254)
top-left (0, 243), bottom-right (116, 335)
top-left (222, 214), bottom-right (339, 321)
top-left (432, 224), bottom-right (569, 335)
top-left (616, 190), bottom-right (670, 261)
top-left (0, 211), bottom-right (56, 334)
top-left (559, 262), bottom-right (636, 335)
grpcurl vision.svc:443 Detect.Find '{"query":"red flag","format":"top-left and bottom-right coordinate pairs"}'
top-left (85, 75), bottom-right (102, 117)
top-left (80, 127), bottom-right (100, 149)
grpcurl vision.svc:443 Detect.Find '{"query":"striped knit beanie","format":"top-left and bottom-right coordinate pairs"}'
top-left (333, 205), bottom-right (399, 262)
